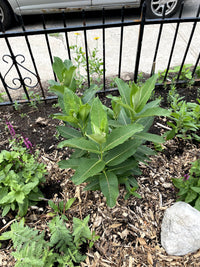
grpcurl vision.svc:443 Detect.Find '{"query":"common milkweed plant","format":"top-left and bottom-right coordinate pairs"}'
top-left (49, 57), bottom-right (170, 207)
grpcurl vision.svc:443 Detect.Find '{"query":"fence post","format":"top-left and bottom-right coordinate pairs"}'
top-left (134, 1), bottom-right (146, 83)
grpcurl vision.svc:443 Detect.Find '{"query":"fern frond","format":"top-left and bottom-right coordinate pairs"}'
top-left (49, 216), bottom-right (73, 251)
top-left (12, 242), bottom-right (46, 267)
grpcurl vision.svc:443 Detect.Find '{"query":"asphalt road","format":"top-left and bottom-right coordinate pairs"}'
top-left (9, 0), bottom-right (200, 31)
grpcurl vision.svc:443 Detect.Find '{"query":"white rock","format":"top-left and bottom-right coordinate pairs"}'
top-left (161, 201), bottom-right (200, 256)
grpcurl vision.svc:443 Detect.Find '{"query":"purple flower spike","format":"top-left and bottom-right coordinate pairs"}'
top-left (21, 134), bottom-right (33, 153)
top-left (183, 174), bottom-right (190, 180)
top-left (6, 121), bottom-right (16, 137)
top-left (23, 136), bottom-right (33, 149)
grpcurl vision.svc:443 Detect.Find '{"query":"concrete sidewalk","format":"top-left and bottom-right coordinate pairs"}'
top-left (0, 21), bottom-right (199, 99)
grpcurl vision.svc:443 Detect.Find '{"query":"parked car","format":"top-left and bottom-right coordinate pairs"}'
top-left (0, 0), bottom-right (183, 29)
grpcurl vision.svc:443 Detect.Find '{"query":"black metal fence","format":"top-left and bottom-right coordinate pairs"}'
top-left (0, 2), bottom-right (200, 106)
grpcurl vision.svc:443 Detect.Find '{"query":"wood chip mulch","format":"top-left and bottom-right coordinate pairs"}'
top-left (1, 101), bottom-right (200, 266)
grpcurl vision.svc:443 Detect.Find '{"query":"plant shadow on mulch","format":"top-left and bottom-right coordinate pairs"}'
top-left (0, 83), bottom-right (200, 266)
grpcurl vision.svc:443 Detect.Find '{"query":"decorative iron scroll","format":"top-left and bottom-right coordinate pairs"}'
top-left (3, 54), bottom-right (39, 90)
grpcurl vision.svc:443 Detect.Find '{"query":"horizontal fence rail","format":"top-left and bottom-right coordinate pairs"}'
top-left (0, 1), bottom-right (200, 106)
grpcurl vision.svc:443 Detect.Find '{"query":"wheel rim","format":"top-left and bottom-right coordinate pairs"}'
top-left (0, 7), bottom-right (4, 23)
top-left (150, 0), bottom-right (178, 17)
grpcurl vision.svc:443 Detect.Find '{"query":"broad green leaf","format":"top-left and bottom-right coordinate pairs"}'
top-left (136, 145), bottom-right (156, 156)
top-left (62, 65), bottom-right (76, 88)
top-left (0, 191), bottom-right (15, 204)
top-left (53, 57), bottom-right (65, 82)
top-left (103, 123), bottom-right (143, 152)
top-left (23, 182), bottom-right (38, 195)
top-left (53, 113), bottom-right (79, 124)
top-left (139, 98), bottom-right (161, 110)
top-left (191, 187), bottom-right (200, 193)
top-left (58, 138), bottom-right (101, 154)
top-left (49, 84), bottom-right (65, 98)
top-left (18, 198), bottom-right (29, 217)
top-left (135, 107), bottom-right (170, 119)
top-left (82, 84), bottom-right (99, 104)
top-left (115, 78), bottom-right (131, 107)
top-left (90, 97), bottom-right (108, 134)
top-left (64, 59), bottom-right (73, 69)
top-left (177, 187), bottom-right (189, 196)
top-left (108, 120), bottom-right (124, 128)
top-left (130, 81), bottom-right (139, 98)
top-left (166, 128), bottom-right (176, 140)
top-left (78, 103), bottom-right (90, 122)
top-left (185, 190), bottom-right (197, 203)
top-left (2, 205), bottom-right (11, 217)
top-left (28, 190), bottom-right (43, 201)
top-left (107, 95), bottom-right (133, 114)
top-left (111, 97), bottom-right (121, 118)
top-left (109, 159), bottom-right (138, 174)
top-left (70, 149), bottom-right (86, 159)
top-left (65, 198), bottom-right (76, 211)
top-left (134, 132), bottom-right (164, 143)
top-left (57, 126), bottom-right (82, 139)
top-left (0, 187), bottom-right (8, 199)
top-left (72, 158), bottom-right (105, 185)
top-left (128, 177), bottom-right (139, 188)
top-left (195, 196), bottom-right (200, 211)
top-left (136, 116), bottom-right (154, 132)
top-left (58, 159), bottom-right (80, 170)
top-left (84, 179), bottom-right (100, 191)
top-left (63, 88), bottom-right (81, 115)
top-left (117, 108), bottom-right (131, 125)
top-left (87, 132), bottom-right (107, 145)
top-left (105, 139), bottom-right (142, 166)
top-left (99, 171), bottom-right (119, 207)
top-left (133, 75), bottom-right (158, 113)
top-left (15, 191), bottom-right (25, 204)
top-left (172, 178), bottom-right (184, 189)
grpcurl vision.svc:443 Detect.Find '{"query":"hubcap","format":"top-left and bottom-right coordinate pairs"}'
top-left (0, 7), bottom-right (4, 23)
top-left (151, 0), bottom-right (178, 17)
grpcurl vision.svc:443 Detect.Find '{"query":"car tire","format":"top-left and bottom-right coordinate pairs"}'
top-left (145, 0), bottom-right (183, 18)
top-left (0, 0), bottom-right (13, 30)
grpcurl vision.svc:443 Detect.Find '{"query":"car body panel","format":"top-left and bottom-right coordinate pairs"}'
top-left (6, 0), bottom-right (141, 15)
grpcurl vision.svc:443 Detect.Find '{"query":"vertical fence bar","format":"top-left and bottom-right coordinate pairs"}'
top-left (62, 12), bottom-right (71, 61)
top-left (177, 5), bottom-right (200, 81)
top-left (163, 1), bottom-right (184, 82)
top-left (82, 10), bottom-right (90, 88)
top-left (150, 4), bottom-right (166, 76)
top-left (134, 2), bottom-right (146, 83)
top-left (118, 7), bottom-right (125, 78)
top-left (102, 8), bottom-right (106, 91)
top-left (41, 14), bottom-right (57, 81)
top-left (192, 53), bottom-right (200, 78)
top-left (0, 72), bottom-right (13, 103)
top-left (18, 16), bottom-right (46, 101)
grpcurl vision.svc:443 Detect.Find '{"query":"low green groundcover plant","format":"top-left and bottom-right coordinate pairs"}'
top-left (172, 159), bottom-right (200, 211)
top-left (165, 89), bottom-right (200, 141)
top-left (0, 123), bottom-right (46, 217)
top-left (49, 57), bottom-right (170, 208)
top-left (0, 212), bottom-right (99, 267)
top-left (157, 64), bottom-right (194, 84)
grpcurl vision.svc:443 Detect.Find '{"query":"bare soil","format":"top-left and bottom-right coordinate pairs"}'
top-left (0, 85), bottom-right (200, 266)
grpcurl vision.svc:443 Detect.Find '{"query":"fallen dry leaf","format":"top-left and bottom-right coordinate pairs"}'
top-left (108, 223), bottom-right (122, 229)
top-left (147, 252), bottom-right (153, 265)
top-left (137, 237), bottom-right (147, 246)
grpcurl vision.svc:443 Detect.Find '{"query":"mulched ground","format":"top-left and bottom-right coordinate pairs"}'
top-left (0, 85), bottom-right (200, 266)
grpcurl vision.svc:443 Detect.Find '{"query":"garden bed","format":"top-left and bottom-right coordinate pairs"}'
top-left (0, 83), bottom-right (200, 266)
